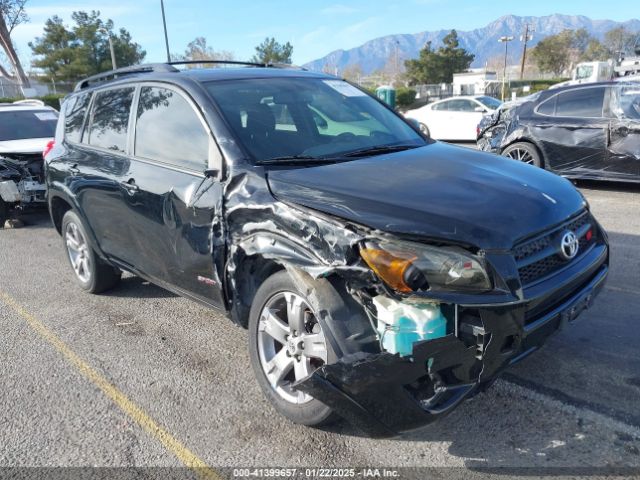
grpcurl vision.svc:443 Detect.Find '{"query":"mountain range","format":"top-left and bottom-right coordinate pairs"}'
top-left (302, 14), bottom-right (640, 74)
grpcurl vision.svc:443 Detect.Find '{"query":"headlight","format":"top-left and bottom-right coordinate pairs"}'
top-left (360, 240), bottom-right (491, 293)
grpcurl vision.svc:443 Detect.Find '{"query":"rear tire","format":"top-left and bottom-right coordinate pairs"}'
top-left (0, 199), bottom-right (7, 228)
top-left (61, 210), bottom-right (121, 293)
top-left (502, 142), bottom-right (543, 168)
top-left (248, 270), bottom-right (338, 427)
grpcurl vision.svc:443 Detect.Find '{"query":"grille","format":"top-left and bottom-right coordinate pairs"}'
top-left (515, 211), bottom-right (594, 286)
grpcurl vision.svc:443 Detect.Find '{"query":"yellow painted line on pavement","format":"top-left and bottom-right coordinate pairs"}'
top-left (0, 291), bottom-right (221, 480)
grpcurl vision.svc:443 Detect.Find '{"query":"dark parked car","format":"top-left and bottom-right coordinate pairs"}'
top-left (477, 81), bottom-right (640, 183)
top-left (45, 63), bottom-right (609, 437)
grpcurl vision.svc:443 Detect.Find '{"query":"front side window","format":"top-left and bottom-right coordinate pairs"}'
top-left (205, 78), bottom-right (425, 163)
top-left (64, 93), bottom-right (91, 143)
top-left (87, 87), bottom-right (135, 153)
top-left (135, 86), bottom-right (209, 170)
top-left (575, 65), bottom-right (594, 80)
top-left (0, 109), bottom-right (58, 141)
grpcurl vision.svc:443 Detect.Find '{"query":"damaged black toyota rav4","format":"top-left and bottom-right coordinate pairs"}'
top-left (45, 63), bottom-right (609, 436)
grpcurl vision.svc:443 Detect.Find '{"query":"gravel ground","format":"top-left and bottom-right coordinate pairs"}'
top-left (0, 179), bottom-right (639, 479)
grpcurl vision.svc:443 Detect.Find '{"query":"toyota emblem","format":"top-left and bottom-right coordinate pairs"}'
top-left (559, 231), bottom-right (579, 260)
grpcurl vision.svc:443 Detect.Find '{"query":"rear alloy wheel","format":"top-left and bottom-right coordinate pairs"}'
top-left (502, 142), bottom-right (543, 168)
top-left (419, 123), bottom-right (430, 137)
top-left (61, 210), bottom-right (121, 293)
top-left (249, 271), bottom-right (337, 426)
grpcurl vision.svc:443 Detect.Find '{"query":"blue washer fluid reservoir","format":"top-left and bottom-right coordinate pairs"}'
top-left (373, 295), bottom-right (447, 357)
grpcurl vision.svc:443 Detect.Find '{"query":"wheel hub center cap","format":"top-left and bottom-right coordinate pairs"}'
top-left (286, 336), bottom-right (303, 356)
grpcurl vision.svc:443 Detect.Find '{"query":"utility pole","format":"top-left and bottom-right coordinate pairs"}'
top-left (498, 36), bottom-right (514, 101)
top-left (107, 35), bottom-right (117, 70)
top-left (519, 24), bottom-right (534, 80)
top-left (160, 0), bottom-right (171, 62)
top-left (100, 28), bottom-right (117, 70)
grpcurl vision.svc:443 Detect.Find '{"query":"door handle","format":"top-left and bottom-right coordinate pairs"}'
top-left (121, 179), bottom-right (139, 194)
top-left (69, 164), bottom-right (80, 175)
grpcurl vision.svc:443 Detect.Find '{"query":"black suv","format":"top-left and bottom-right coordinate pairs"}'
top-left (45, 62), bottom-right (609, 437)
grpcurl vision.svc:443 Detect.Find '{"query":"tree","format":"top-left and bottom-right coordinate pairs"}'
top-left (531, 31), bottom-right (573, 76)
top-left (251, 37), bottom-right (293, 64)
top-left (341, 63), bottom-right (363, 83)
top-left (173, 37), bottom-right (234, 65)
top-left (404, 30), bottom-right (474, 85)
top-left (30, 10), bottom-right (146, 83)
top-left (604, 27), bottom-right (638, 57)
top-left (0, 0), bottom-right (30, 87)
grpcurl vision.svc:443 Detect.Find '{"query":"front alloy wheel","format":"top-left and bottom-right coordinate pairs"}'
top-left (248, 271), bottom-right (337, 426)
top-left (257, 291), bottom-right (328, 404)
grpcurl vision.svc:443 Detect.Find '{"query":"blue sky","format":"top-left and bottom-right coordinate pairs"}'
top-left (12, 0), bottom-right (639, 67)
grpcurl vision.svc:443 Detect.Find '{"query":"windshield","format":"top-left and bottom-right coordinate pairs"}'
top-left (575, 65), bottom-right (594, 80)
top-left (476, 96), bottom-right (502, 110)
top-left (205, 78), bottom-right (425, 163)
top-left (0, 109), bottom-right (58, 141)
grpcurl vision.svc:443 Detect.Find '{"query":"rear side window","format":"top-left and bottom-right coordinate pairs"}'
top-left (432, 101), bottom-right (449, 111)
top-left (135, 86), bottom-right (209, 170)
top-left (554, 88), bottom-right (605, 117)
top-left (87, 87), bottom-right (135, 153)
top-left (64, 93), bottom-right (91, 143)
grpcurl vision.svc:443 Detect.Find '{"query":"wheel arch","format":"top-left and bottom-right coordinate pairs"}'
top-left (500, 138), bottom-right (547, 169)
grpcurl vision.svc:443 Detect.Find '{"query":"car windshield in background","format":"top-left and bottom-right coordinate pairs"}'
top-left (0, 110), bottom-right (58, 141)
top-left (476, 96), bottom-right (502, 110)
top-left (205, 78), bottom-right (426, 163)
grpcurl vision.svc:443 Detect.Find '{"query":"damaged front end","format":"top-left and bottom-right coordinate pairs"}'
top-left (0, 153), bottom-right (47, 224)
top-left (221, 153), bottom-right (608, 437)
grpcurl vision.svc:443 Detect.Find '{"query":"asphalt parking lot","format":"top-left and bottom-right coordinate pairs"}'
top-left (1, 177), bottom-right (639, 478)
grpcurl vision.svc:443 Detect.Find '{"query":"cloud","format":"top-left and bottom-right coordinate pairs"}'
top-left (320, 5), bottom-right (358, 16)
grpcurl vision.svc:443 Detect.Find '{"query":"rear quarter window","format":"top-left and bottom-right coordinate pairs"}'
top-left (64, 93), bottom-right (91, 143)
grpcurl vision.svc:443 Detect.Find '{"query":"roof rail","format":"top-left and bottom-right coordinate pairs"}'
top-left (168, 60), bottom-right (307, 71)
top-left (74, 63), bottom-right (179, 91)
top-left (73, 60), bottom-right (309, 92)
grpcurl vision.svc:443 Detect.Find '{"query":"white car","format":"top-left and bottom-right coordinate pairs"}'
top-left (404, 95), bottom-right (502, 141)
top-left (0, 100), bottom-right (58, 226)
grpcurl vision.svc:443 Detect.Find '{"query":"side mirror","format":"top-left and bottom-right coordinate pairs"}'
top-left (474, 106), bottom-right (487, 113)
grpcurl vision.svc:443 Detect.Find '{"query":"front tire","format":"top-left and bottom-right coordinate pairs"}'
top-left (502, 142), bottom-right (543, 168)
top-left (248, 271), bottom-right (337, 426)
top-left (61, 210), bottom-right (121, 293)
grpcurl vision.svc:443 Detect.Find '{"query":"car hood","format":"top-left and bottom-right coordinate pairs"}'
top-left (0, 138), bottom-right (51, 154)
top-left (267, 142), bottom-right (586, 250)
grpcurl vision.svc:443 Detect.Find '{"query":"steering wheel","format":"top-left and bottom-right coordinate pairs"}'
top-left (332, 132), bottom-right (357, 142)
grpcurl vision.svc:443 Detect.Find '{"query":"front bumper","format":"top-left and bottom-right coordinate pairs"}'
top-left (297, 245), bottom-right (609, 437)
